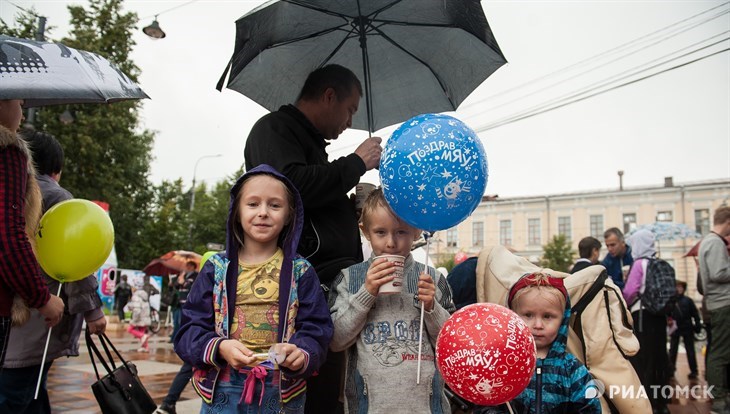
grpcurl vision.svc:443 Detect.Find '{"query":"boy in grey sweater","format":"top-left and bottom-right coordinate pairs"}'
top-left (329, 188), bottom-right (455, 414)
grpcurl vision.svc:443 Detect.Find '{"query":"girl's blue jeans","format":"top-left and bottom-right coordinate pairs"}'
top-left (201, 366), bottom-right (305, 414)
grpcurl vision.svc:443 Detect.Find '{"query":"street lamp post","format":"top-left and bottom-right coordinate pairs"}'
top-left (190, 154), bottom-right (223, 213)
top-left (189, 154), bottom-right (222, 248)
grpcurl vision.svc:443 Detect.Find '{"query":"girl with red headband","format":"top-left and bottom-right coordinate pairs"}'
top-left (482, 272), bottom-right (600, 413)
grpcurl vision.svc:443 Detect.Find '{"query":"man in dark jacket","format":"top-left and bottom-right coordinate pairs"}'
top-left (669, 281), bottom-right (702, 380)
top-left (244, 64), bottom-right (382, 414)
top-left (601, 227), bottom-right (634, 289)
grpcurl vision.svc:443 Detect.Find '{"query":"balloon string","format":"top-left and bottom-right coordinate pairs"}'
top-left (416, 232), bottom-right (432, 384)
top-left (35, 282), bottom-right (62, 400)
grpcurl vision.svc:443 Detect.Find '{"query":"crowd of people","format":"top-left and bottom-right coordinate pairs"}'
top-left (0, 62), bottom-right (728, 414)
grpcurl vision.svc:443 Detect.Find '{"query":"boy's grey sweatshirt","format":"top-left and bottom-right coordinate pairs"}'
top-left (330, 254), bottom-right (456, 413)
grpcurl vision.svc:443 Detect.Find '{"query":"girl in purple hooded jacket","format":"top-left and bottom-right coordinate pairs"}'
top-left (174, 165), bottom-right (333, 413)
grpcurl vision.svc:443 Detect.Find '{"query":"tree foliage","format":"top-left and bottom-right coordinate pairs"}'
top-left (2, 1), bottom-right (241, 269)
top-left (540, 234), bottom-right (574, 272)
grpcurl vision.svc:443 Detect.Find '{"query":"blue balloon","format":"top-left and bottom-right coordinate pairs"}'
top-left (379, 114), bottom-right (488, 232)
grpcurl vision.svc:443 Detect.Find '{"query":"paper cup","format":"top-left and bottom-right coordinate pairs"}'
top-left (376, 254), bottom-right (405, 294)
top-left (355, 183), bottom-right (377, 211)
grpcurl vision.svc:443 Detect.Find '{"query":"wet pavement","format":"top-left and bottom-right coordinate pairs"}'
top-left (47, 321), bottom-right (201, 413)
top-left (40, 318), bottom-right (714, 413)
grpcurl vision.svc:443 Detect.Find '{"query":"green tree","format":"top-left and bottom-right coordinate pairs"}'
top-left (540, 234), bottom-right (574, 272)
top-left (129, 180), bottom-right (190, 263)
top-left (189, 167), bottom-right (245, 252)
top-left (3, 1), bottom-right (155, 269)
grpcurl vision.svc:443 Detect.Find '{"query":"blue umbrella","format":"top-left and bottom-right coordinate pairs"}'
top-left (628, 222), bottom-right (701, 241)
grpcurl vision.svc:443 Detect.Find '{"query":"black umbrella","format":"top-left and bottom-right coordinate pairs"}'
top-left (217, 0), bottom-right (507, 132)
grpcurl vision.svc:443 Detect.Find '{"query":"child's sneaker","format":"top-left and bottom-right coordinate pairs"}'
top-left (137, 347), bottom-right (149, 353)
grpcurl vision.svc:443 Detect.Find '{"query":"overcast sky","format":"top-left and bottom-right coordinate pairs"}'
top-left (2, 0), bottom-right (729, 198)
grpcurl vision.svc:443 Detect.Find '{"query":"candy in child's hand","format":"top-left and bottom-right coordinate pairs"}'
top-left (269, 345), bottom-right (286, 365)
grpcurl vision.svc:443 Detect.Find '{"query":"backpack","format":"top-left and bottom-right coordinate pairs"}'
top-left (636, 258), bottom-right (676, 315)
top-left (472, 245), bottom-right (651, 413)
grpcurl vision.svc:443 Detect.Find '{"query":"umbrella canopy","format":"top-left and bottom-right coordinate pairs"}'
top-left (685, 236), bottom-right (730, 257)
top-left (217, 0), bottom-right (507, 132)
top-left (143, 250), bottom-right (202, 276)
top-left (0, 35), bottom-right (149, 107)
top-left (628, 222), bottom-right (702, 242)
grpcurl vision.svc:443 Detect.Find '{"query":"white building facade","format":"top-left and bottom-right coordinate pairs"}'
top-left (435, 178), bottom-right (730, 299)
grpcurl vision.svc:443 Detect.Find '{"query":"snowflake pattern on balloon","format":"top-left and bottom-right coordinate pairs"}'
top-left (380, 113), bottom-right (488, 232)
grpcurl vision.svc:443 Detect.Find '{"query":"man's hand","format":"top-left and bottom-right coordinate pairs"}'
top-left (87, 316), bottom-right (107, 335)
top-left (38, 295), bottom-right (64, 328)
top-left (219, 340), bottom-right (259, 369)
top-left (354, 136), bottom-right (382, 170)
top-left (364, 258), bottom-right (396, 296)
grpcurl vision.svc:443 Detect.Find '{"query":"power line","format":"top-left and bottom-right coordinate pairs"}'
top-left (472, 32), bottom-right (730, 133)
top-left (459, 1), bottom-right (730, 113)
top-left (460, 8), bottom-right (729, 118)
top-left (473, 46), bottom-right (729, 133)
top-left (2, 0), bottom-right (42, 18)
top-left (140, 0), bottom-right (200, 20)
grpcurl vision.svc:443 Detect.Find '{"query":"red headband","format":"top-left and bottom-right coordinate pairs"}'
top-left (507, 272), bottom-right (568, 308)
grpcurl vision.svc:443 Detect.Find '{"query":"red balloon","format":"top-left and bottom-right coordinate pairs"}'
top-left (454, 251), bottom-right (469, 264)
top-left (436, 303), bottom-right (536, 406)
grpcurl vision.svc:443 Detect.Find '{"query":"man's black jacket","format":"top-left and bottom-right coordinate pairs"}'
top-left (245, 105), bottom-right (365, 285)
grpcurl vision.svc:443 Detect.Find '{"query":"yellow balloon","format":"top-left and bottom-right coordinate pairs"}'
top-left (35, 199), bottom-right (115, 283)
top-left (200, 250), bottom-right (217, 271)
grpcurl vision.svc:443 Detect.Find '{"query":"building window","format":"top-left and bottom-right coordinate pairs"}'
top-left (528, 218), bottom-right (541, 245)
top-left (447, 229), bottom-right (458, 248)
top-left (657, 211), bottom-right (673, 222)
top-left (472, 222), bottom-right (484, 247)
top-left (558, 216), bottom-right (571, 242)
top-left (500, 220), bottom-right (512, 246)
top-left (695, 209), bottom-right (710, 235)
top-left (590, 215), bottom-right (604, 240)
top-left (623, 213), bottom-right (637, 234)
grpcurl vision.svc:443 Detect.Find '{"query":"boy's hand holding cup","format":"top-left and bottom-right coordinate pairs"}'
top-left (365, 255), bottom-right (405, 296)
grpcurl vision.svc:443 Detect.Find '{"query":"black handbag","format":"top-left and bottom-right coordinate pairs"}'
top-left (86, 329), bottom-right (157, 414)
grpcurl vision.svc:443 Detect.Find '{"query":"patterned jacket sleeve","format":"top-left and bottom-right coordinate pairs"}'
top-left (283, 261), bottom-right (333, 379)
top-left (175, 260), bottom-right (225, 368)
top-left (0, 147), bottom-right (49, 309)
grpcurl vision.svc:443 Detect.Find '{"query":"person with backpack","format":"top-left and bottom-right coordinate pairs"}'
top-left (668, 281), bottom-right (702, 380)
top-left (623, 229), bottom-right (672, 414)
top-left (113, 274), bottom-right (133, 322)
